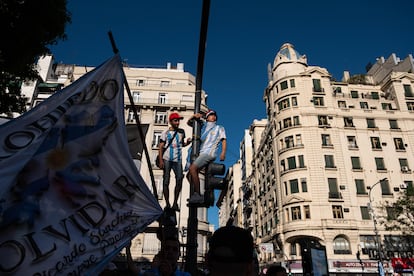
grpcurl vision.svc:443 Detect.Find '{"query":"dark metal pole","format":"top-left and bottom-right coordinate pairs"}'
top-left (185, 0), bottom-right (210, 274)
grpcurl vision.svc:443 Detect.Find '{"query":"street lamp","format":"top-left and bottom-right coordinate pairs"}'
top-left (367, 177), bottom-right (387, 276)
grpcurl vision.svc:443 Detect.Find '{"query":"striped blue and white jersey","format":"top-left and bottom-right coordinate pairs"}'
top-left (160, 128), bottom-right (186, 162)
top-left (199, 122), bottom-right (226, 158)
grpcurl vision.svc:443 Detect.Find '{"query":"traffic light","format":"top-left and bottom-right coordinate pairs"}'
top-left (204, 163), bottom-right (227, 206)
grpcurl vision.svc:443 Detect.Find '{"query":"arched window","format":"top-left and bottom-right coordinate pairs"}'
top-left (333, 236), bottom-right (351, 254)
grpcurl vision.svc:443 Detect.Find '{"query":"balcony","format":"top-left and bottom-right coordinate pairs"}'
top-left (125, 97), bottom-right (191, 110)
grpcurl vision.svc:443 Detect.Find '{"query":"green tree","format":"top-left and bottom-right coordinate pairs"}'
top-left (381, 183), bottom-right (414, 234)
top-left (348, 74), bottom-right (367, 85)
top-left (0, 0), bottom-right (71, 116)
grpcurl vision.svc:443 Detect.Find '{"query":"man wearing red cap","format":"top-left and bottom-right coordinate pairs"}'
top-left (186, 109), bottom-right (227, 204)
top-left (158, 112), bottom-right (190, 211)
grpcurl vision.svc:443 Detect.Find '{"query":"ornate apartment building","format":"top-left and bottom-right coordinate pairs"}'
top-left (21, 55), bottom-right (212, 267)
top-left (227, 43), bottom-right (414, 275)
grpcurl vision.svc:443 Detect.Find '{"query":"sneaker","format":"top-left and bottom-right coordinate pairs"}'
top-left (188, 193), bottom-right (204, 204)
top-left (172, 203), bottom-right (180, 212)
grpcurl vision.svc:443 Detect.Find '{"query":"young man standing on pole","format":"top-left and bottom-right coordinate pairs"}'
top-left (186, 109), bottom-right (226, 204)
top-left (158, 112), bottom-right (189, 211)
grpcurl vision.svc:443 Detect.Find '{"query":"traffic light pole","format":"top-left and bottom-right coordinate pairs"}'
top-left (185, 0), bottom-right (210, 274)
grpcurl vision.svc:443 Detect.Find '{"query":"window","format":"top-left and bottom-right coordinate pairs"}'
top-left (389, 119), bottom-right (399, 129)
top-left (370, 137), bottom-right (382, 149)
top-left (355, 179), bottom-right (367, 195)
top-left (152, 131), bottom-right (162, 148)
top-left (283, 117), bottom-right (292, 128)
top-left (291, 206), bottom-right (301, 220)
top-left (322, 134), bottom-right (332, 146)
top-left (295, 134), bottom-right (302, 146)
top-left (351, 157), bottom-right (362, 170)
top-left (366, 118), bottom-right (376, 128)
top-left (155, 111), bottom-right (167, 124)
top-left (274, 214), bottom-right (279, 225)
top-left (313, 79), bottom-right (323, 92)
top-left (324, 155), bottom-right (336, 168)
top-left (328, 178), bottom-right (341, 199)
top-left (338, 100), bottom-right (347, 108)
top-left (360, 102), bottom-right (369, 109)
top-left (407, 102), bottom-right (414, 111)
top-left (333, 236), bottom-right (351, 254)
top-left (404, 84), bottom-right (413, 97)
top-left (304, 205), bottom-right (311, 219)
top-left (287, 156), bottom-right (296, 170)
top-left (360, 206), bottom-right (371, 220)
top-left (280, 80), bottom-right (288, 90)
top-left (360, 235), bottom-right (377, 252)
top-left (394, 138), bottom-right (405, 150)
top-left (333, 86), bottom-right (342, 94)
top-left (160, 80), bottom-right (170, 87)
top-left (347, 136), bottom-right (358, 149)
top-left (278, 98), bottom-right (290, 111)
top-left (290, 79), bottom-right (296, 88)
top-left (290, 243), bottom-right (297, 256)
top-left (290, 179), bottom-right (299, 193)
top-left (351, 90), bottom-right (359, 98)
top-left (399, 158), bottom-right (410, 172)
top-left (291, 96), bottom-right (298, 106)
top-left (137, 79), bottom-right (145, 86)
top-left (132, 91), bottom-right (140, 103)
top-left (386, 207), bottom-right (398, 220)
top-left (293, 116), bottom-right (300, 126)
top-left (313, 96), bottom-right (324, 106)
top-left (318, 115), bottom-right (329, 126)
top-left (404, 181), bottom-right (414, 196)
top-left (380, 178), bottom-right (391, 195)
top-left (382, 103), bottom-right (392, 110)
top-left (332, 205), bottom-right (344, 219)
top-left (344, 117), bottom-right (354, 127)
top-left (298, 155), bottom-right (305, 168)
top-left (375, 157), bottom-right (386, 170)
top-left (127, 110), bottom-right (134, 122)
top-left (301, 178), bottom-right (308, 192)
top-left (371, 91), bottom-right (379, 99)
top-left (143, 232), bottom-right (161, 254)
top-left (158, 93), bottom-right (167, 104)
top-left (285, 136), bottom-right (294, 148)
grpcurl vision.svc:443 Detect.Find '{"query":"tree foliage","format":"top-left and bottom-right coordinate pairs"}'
top-left (0, 0), bottom-right (71, 116)
top-left (348, 74), bottom-right (368, 85)
top-left (380, 184), bottom-right (414, 234)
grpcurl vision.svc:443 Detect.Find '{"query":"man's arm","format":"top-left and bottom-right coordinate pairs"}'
top-left (220, 138), bottom-right (227, 161)
top-left (187, 113), bottom-right (203, 126)
top-left (158, 141), bottom-right (166, 168)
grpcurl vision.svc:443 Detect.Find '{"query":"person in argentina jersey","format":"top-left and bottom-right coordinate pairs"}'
top-left (158, 112), bottom-right (190, 211)
top-left (186, 109), bottom-right (227, 204)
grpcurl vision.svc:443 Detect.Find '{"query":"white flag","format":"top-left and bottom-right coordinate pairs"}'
top-left (0, 54), bottom-right (162, 275)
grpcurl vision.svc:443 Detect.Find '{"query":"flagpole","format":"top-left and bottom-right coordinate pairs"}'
top-left (108, 31), bottom-right (158, 199)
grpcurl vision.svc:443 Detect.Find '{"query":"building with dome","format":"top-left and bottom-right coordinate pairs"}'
top-left (232, 43), bottom-right (414, 275)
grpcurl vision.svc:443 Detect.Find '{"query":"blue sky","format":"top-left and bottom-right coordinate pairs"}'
top-left (50, 0), bottom-right (413, 228)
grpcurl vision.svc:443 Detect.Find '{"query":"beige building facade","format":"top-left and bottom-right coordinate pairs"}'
top-left (229, 43), bottom-right (414, 275)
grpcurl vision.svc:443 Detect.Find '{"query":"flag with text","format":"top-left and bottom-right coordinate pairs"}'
top-left (0, 54), bottom-right (162, 275)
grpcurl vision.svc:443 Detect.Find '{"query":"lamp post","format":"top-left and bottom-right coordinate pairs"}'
top-left (367, 177), bottom-right (387, 276)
